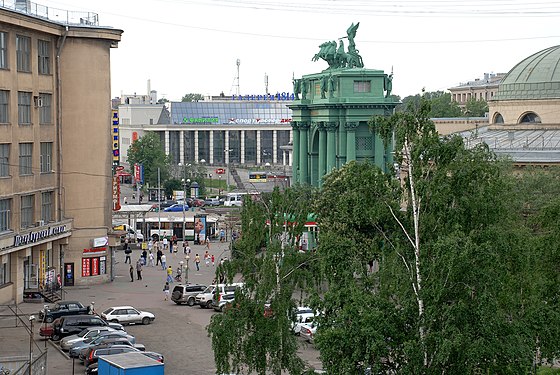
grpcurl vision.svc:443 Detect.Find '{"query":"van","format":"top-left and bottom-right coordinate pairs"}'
top-left (194, 283), bottom-right (244, 308)
top-left (223, 193), bottom-right (245, 207)
top-left (114, 224), bottom-right (144, 243)
top-left (171, 284), bottom-right (207, 306)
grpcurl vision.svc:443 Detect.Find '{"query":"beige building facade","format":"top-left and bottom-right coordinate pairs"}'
top-left (0, 3), bottom-right (122, 304)
top-left (449, 73), bottom-right (505, 108)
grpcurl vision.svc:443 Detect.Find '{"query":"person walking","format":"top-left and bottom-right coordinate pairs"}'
top-left (129, 265), bottom-right (134, 282)
top-left (156, 249), bottom-right (163, 267)
top-left (205, 237), bottom-right (210, 250)
top-left (166, 266), bottom-right (173, 283)
top-left (148, 251), bottom-right (155, 267)
top-left (211, 254), bottom-right (215, 266)
top-left (136, 259), bottom-right (143, 280)
top-left (141, 249), bottom-right (148, 265)
top-left (204, 250), bottom-right (210, 267)
top-left (163, 282), bottom-right (170, 301)
top-left (163, 236), bottom-right (169, 253)
top-left (123, 240), bottom-right (131, 264)
top-left (161, 254), bottom-right (167, 270)
top-left (195, 253), bottom-right (200, 271)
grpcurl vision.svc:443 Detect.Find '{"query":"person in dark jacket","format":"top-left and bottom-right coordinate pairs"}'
top-left (129, 265), bottom-right (134, 282)
top-left (156, 248), bottom-right (163, 266)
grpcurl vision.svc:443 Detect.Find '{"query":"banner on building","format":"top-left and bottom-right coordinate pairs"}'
top-left (134, 163), bottom-right (144, 184)
top-left (112, 110), bottom-right (120, 167)
top-left (112, 175), bottom-right (121, 211)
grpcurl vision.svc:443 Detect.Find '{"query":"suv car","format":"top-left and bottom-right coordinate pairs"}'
top-left (60, 327), bottom-right (117, 351)
top-left (212, 293), bottom-right (235, 312)
top-left (39, 300), bottom-right (90, 323)
top-left (45, 315), bottom-right (123, 341)
top-left (171, 284), bottom-right (207, 306)
top-left (195, 283), bottom-right (244, 309)
top-left (69, 331), bottom-right (137, 358)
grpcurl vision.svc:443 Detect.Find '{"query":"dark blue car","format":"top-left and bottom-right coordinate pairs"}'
top-left (163, 204), bottom-right (189, 212)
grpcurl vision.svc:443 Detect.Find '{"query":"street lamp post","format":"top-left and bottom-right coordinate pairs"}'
top-left (182, 177), bottom-right (190, 244)
top-left (28, 315), bottom-right (35, 375)
top-left (224, 148), bottom-right (231, 192)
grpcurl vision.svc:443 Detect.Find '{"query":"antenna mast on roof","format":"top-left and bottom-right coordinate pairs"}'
top-left (230, 59), bottom-right (241, 96)
top-left (264, 73), bottom-right (269, 95)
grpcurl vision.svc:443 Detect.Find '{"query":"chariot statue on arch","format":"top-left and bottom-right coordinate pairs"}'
top-left (312, 22), bottom-right (364, 69)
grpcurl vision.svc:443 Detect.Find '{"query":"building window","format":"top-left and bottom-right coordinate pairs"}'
top-left (39, 93), bottom-right (52, 124)
top-left (493, 113), bottom-right (504, 124)
top-left (38, 39), bottom-right (51, 75)
top-left (18, 92), bottom-right (31, 125)
top-left (0, 32), bottom-right (7, 69)
top-left (41, 191), bottom-right (53, 223)
top-left (19, 142), bottom-right (33, 175)
top-left (0, 144), bottom-right (9, 177)
top-left (21, 194), bottom-right (34, 229)
top-left (40, 142), bottom-right (52, 173)
top-left (0, 255), bottom-right (10, 285)
top-left (0, 199), bottom-right (11, 232)
top-left (353, 80), bottom-right (371, 93)
top-left (16, 35), bottom-right (31, 72)
top-left (519, 112), bottom-right (541, 124)
top-left (0, 90), bottom-right (8, 123)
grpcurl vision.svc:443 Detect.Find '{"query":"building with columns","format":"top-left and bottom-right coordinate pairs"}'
top-left (118, 98), bottom-right (294, 169)
top-left (0, 2), bottom-right (122, 304)
top-left (289, 69), bottom-right (398, 187)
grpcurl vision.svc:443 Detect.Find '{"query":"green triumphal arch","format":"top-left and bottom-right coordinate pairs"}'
top-left (289, 23), bottom-right (398, 187)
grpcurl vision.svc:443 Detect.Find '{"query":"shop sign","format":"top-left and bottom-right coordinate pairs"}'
top-left (83, 247), bottom-right (107, 254)
top-left (13, 225), bottom-right (67, 247)
top-left (182, 117), bottom-right (219, 124)
top-left (231, 92), bottom-right (294, 101)
top-left (92, 237), bottom-right (108, 248)
top-left (112, 175), bottom-right (121, 211)
top-left (228, 118), bottom-right (292, 124)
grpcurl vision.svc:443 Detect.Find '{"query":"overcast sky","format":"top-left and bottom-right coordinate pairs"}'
top-left (47, 0), bottom-right (560, 101)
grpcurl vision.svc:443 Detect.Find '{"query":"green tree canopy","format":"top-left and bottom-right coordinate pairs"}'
top-left (181, 93), bottom-right (204, 102)
top-left (126, 131), bottom-right (171, 188)
top-left (398, 91), bottom-right (462, 118)
top-left (464, 97), bottom-right (489, 117)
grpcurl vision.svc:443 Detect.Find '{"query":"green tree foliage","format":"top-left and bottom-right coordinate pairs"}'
top-left (465, 97), bottom-right (489, 117)
top-left (156, 98), bottom-right (169, 104)
top-left (309, 97), bottom-right (553, 373)
top-left (181, 93), bottom-right (204, 102)
top-left (208, 186), bottom-right (320, 375)
top-left (398, 91), bottom-right (462, 117)
top-left (126, 131), bottom-right (171, 187)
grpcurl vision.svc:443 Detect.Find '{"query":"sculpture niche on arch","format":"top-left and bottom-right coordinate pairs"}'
top-left (312, 22), bottom-right (364, 69)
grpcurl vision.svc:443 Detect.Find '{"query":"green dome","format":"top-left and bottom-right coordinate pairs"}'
top-left (495, 45), bottom-right (560, 100)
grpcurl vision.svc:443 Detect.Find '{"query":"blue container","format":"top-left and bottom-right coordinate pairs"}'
top-left (98, 352), bottom-right (164, 375)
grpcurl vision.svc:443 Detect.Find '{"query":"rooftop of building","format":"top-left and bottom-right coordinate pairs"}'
top-left (448, 73), bottom-right (506, 90)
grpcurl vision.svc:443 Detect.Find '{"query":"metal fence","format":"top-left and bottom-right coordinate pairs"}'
top-left (0, 0), bottom-right (99, 26)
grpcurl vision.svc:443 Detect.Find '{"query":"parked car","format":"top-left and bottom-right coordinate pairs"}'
top-left (83, 344), bottom-right (142, 367)
top-left (69, 331), bottom-right (136, 358)
top-left (191, 198), bottom-right (206, 207)
top-left (60, 327), bottom-right (118, 351)
top-left (204, 197), bottom-right (220, 206)
top-left (195, 283), bottom-right (244, 309)
top-left (212, 293), bottom-right (235, 312)
top-left (41, 315), bottom-right (124, 341)
top-left (100, 306), bottom-right (155, 325)
top-left (171, 284), bottom-right (207, 306)
top-left (78, 337), bottom-right (144, 361)
top-left (293, 312), bottom-right (315, 335)
top-left (39, 300), bottom-right (90, 323)
top-left (158, 200), bottom-right (178, 209)
top-left (299, 322), bottom-right (317, 344)
top-left (163, 204), bottom-right (190, 212)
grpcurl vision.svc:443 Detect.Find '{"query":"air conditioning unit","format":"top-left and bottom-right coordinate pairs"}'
top-left (36, 220), bottom-right (45, 227)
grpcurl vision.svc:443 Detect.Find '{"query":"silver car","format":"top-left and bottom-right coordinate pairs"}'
top-left (69, 332), bottom-right (136, 358)
top-left (60, 327), bottom-right (117, 351)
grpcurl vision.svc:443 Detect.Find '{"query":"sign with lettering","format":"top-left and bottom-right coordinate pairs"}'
top-left (92, 237), bottom-right (108, 248)
top-left (13, 225), bottom-right (67, 247)
top-left (112, 110), bottom-right (120, 167)
top-left (232, 92), bottom-right (294, 101)
top-left (83, 247), bottom-right (107, 254)
top-left (182, 117), bottom-right (219, 124)
top-left (112, 175), bottom-right (121, 211)
top-left (228, 118), bottom-right (292, 125)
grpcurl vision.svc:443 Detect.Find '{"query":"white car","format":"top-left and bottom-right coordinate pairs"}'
top-left (101, 306), bottom-right (155, 325)
top-left (293, 312), bottom-right (315, 335)
top-left (60, 327), bottom-right (117, 351)
top-left (299, 322), bottom-right (317, 344)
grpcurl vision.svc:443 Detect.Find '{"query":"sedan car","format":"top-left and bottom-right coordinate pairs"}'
top-left (60, 327), bottom-right (116, 351)
top-left (293, 312), bottom-right (315, 335)
top-left (163, 204), bottom-right (190, 212)
top-left (39, 300), bottom-right (90, 323)
top-left (299, 322), bottom-right (317, 344)
top-left (100, 306), bottom-right (155, 325)
top-left (84, 351), bottom-right (164, 374)
top-left (69, 331), bottom-right (136, 358)
top-left (83, 344), bottom-right (142, 367)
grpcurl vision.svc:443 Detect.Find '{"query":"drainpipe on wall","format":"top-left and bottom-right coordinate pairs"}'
top-left (55, 26), bottom-right (68, 222)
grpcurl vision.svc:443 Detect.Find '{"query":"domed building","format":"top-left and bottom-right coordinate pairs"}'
top-left (473, 45), bottom-right (560, 165)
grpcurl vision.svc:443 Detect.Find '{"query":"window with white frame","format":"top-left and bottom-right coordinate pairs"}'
top-left (16, 35), bottom-right (31, 72)
top-left (0, 32), bottom-right (7, 69)
top-left (0, 199), bottom-right (11, 232)
top-left (0, 255), bottom-right (10, 285)
top-left (18, 91), bottom-right (31, 125)
top-left (40, 142), bottom-right (52, 173)
top-left (0, 90), bottom-right (8, 123)
top-left (38, 39), bottom-right (51, 75)
top-left (19, 142), bottom-right (32, 175)
top-left (21, 194), bottom-right (34, 229)
top-left (39, 93), bottom-right (52, 124)
top-left (353, 80), bottom-right (371, 93)
top-left (0, 144), bottom-right (9, 177)
top-left (41, 191), bottom-right (53, 223)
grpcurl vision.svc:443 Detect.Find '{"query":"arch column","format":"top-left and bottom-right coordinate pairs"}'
top-left (209, 130), bottom-right (214, 165)
top-left (291, 122), bottom-right (300, 184)
top-left (240, 130), bottom-right (245, 164)
top-left (345, 122), bottom-right (358, 162)
top-left (179, 130), bottom-right (185, 165)
top-left (256, 130), bottom-right (261, 165)
top-left (272, 130), bottom-right (278, 164)
top-left (299, 121), bottom-right (310, 184)
top-left (194, 130), bottom-right (199, 163)
top-left (317, 122), bottom-right (327, 186)
top-left (326, 121), bottom-right (338, 173)
top-left (164, 130), bottom-right (170, 156)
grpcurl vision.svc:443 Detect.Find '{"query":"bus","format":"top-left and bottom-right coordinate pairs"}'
top-left (136, 215), bottom-right (218, 242)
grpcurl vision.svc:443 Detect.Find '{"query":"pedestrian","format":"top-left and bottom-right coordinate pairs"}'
top-left (205, 237), bottom-right (210, 250)
top-left (163, 281), bottom-right (170, 301)
top-left (195, 253), bottom-right (200, 271)
top-left (172, 234), bottom-right (177, 248)
top-left (163, 235), bottom-right (169, 253)
top-left (129, 265), bottom-right (134, 282)
top-left (166, 266), bottom-right (173, 283)
top-left (156, 249), bottom-right (163, 266)
top-left (148, 238), bottom-right (153, 252)
top-left (124, 196), bottom-right (128, 205)
top-left (220, 229), bottom-right (225, 243)
top-left (148, 251), bottom-right (155, 267)
top-left (161, 254), bottom-right (167, 270)
top-left (204, 250), bottom-right (210, 267)
top-left (123, 240), bottom-right (132, 264)
top-left (136, 259), bottom-right (143, 280)
top-left (141, 249), bottom-right (147, 265)
top-left (211, 254), bottom-right (215, 266)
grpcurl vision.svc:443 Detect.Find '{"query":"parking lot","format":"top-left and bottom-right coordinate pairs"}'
top-left (38, 240), bottom-right (322, 374)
